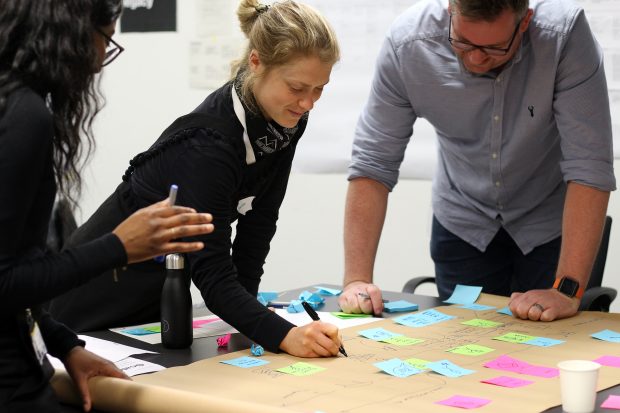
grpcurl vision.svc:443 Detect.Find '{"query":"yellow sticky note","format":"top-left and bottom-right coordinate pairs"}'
top-left (461, 318), bottom-right (503, 328)
top-left (405, 358), bottom-right (431, 370)
top-left (277, 362), bottom-right (326, 376)
top-left (382, 335), bottom-right (425, 346)
top-left (448, 344), bottom-right (495, 356)
top-left (493, 332), bottom-right (536, 343)
top-left (330, 312), bottom-right (372, 319)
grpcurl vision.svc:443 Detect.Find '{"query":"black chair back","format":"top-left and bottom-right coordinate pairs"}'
top-left (587, 216), bottom-right (612, 290)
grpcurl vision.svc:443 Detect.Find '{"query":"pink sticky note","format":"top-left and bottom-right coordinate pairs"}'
top-left (594, 355), bottom-right (620, 368)
top-left (192, 318), bottom-right (221, 328)
top-left (484, 355), bottom-right (558, 378)
top-left (436, 395), bottom-right (492, 409)
top-left (521, 365), bottom-right (559, 378)
top-left (481, 376), bottom-right (534, 388)
top-left (484, 355), bottom-right (532, 373)
top-left (601, 395), bottom-right (620, 410)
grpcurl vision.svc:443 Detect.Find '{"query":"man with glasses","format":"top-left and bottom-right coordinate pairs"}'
top-left (340, 0), bottom-right (615, 322)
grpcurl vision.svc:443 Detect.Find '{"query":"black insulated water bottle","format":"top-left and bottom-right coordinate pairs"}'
top-left (161, 253), bottom-right (193, 349)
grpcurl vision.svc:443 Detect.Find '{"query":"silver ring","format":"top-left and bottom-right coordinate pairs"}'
top-left (532, 303), bottom-right (545, 312)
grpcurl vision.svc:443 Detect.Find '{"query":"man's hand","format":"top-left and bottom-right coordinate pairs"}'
top-left (63, 346), bottom-right (130, 412)
top-left (509, 289), bottom-right (580, 322)
top-left (338, 281), bottom-right (384, 315)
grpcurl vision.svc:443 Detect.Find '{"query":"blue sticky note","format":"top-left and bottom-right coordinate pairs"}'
top-left (220, 356), bottom-right (270, 368)
top-left (122, 328), bottom-right (158, 336)
top-left (394, 309), bottom-right (455, 328)
top-left (257, 292), bottom-right (279, 303)
top-left (299, 291), bottom-right (325, 306)
top-left (443, 284), bottom-right (483, 305)
top-left (427, 359), bottom-right (475, 378)
top-left (384, 300), bottom-right (419, 313)
top-left (497, 306), bottom-right (513, 316)
top-left (591, 329), bottom-right (620, 343)
top-left (374, 358), bottom-right (421, 378)
top-left (287, 300), bottom-right (305, 313)
top-left (358, 327), bottom-right (400, 341)
top-left (250, 343), bottom-right (265, 356)
top-left (458, 303), bottom-right (496, 311)
top-left (523, 337), bottom-right (565, 347)
top-left (314, 286), bottom-right (342, 296)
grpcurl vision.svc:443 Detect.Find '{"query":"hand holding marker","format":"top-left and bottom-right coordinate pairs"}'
top-left (301, 301), bottom-right (348, 357)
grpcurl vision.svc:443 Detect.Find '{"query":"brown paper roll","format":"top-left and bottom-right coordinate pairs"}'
top-left (51, 370), bottom-right (295, 413)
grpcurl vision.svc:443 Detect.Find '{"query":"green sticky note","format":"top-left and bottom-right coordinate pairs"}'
top-left (447, 344), bottom-right (495, 356)
top-left (493, 332), bottom-right (536, 343)
top-left (330, 312), bottom-right (372, 319)
top-left (461, 318), bottom-right (503, 328)
top-left (277, 362), bottom-right (326, 376)
top-left (382, 335), bottom-right (425, 346)
top-left (405, 358), bottom-right (431, 370)
top-left (144, 326), bottom-right (161, 333)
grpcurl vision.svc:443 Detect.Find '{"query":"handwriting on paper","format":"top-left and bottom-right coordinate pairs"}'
top-left (374, 358), bottom-right (422, 378)
top-left (277, 362), bottom-right (325, 376)
top-left (462, 319), bottom-right (503, 328)
top-left (484, 355), bottom-right (558, 378)
top-left (427, 359), bottom-right (475, 378)
top-left (394, 309), bottom-right (455, 328)
top-left (448, 344), bottom-right (495, 356)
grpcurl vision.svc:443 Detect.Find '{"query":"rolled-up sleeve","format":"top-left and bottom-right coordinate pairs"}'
top-left (349, 35), bottom-right (418, 191)
top-left (554, 10), bottom-right (616, 191)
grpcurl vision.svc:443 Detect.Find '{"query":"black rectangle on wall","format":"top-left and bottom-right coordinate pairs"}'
top-left (121, 0), bottom-right (177, 32)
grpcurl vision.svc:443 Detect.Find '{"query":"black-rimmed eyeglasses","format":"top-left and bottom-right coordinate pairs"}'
top-left (448, 14), bottom-right (521, 56)
top-left (96, 28), bottom-right (124, 66)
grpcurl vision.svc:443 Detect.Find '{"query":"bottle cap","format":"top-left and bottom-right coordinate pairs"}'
top-left (165, 253), bottom-right (185, 269)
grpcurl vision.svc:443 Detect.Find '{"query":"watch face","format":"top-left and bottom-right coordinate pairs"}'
top-left (558, 277), bottom-right (579, 297)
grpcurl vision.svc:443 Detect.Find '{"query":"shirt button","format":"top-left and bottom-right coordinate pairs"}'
top-left (494, 115), bottom-right (500, 121)
top-left (492, 153), bottom-right (497, 159)
top-left (495, 181), bottom-right (501, 187)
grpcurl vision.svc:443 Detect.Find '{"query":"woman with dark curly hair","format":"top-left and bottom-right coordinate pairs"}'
top-left (0, 1), bottom-right (214, 411)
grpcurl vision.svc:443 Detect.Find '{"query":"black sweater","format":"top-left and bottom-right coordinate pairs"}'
top-left (49, 83), bottom-right (305, 352)
top-left (0, 87), bottom-right (126, 402)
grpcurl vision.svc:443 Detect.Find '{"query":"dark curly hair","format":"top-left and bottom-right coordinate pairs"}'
top-left (0, 0), bottom-right (122, 207)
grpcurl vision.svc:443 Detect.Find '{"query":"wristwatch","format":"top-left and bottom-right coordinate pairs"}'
top-left (553, 276), bottom-right (585, 299)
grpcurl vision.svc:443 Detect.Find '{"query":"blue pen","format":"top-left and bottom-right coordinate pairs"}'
top-left (301, 301), bottom-right (348, 357)
top-left (267, 301), bottom-right (291, 309)
top-left (168, 184), bottom-right (178, 206)
top-left (154, 184), bottom-right (179, 264)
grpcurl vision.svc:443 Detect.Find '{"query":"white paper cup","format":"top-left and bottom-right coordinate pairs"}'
top-left (557, 360), bottom-right (601, 413)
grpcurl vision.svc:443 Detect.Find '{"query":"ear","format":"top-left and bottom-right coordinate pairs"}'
top-left (248, 49), bottom-right (261, 73)
top-left (520, 8), bottom-right (534, 33)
